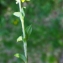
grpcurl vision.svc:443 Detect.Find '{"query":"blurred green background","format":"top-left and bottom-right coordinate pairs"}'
top-left (0, 0), bottom-right (63, 63)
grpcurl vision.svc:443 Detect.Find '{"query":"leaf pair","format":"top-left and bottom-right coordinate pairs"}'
top-left (17, 25), bottom-right (32, 42)
top-left (14, 53), bottom-right (26, 62)
top-left (13, 8), bottom-right (25, 18)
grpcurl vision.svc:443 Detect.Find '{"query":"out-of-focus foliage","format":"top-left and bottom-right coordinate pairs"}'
top-left (0, 0), bottom-right (63, 63)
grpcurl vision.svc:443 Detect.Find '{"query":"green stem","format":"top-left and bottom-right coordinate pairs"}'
top-left (18, 0), bottom-right (27, 63)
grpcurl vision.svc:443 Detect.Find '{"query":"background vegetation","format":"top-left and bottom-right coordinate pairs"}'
top-left (0, 0), bottom-right (63, 63)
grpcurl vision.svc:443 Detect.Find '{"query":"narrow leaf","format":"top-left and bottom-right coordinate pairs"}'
top-left (26, 25), bottom-right (32, 36)
top-left (21, 8), bottom-right (25, 17)
top-left (20, 54), bottom-right (26, 62)
top-left (17, 36), bottom-right (22, 42)
top-left (13, 12), bottom-right (21, 17)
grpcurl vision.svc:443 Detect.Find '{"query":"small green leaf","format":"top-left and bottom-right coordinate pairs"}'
top-left (26, 25), bottom-right (32, 36)
top-left (21, 8), bottom-right (25, 17)
top-left (14, 53), bottom-right (19, 58)
top-left (13, 12), bottom-right (22, 17)
top-left (20, 54), bottom-right (26, 62)
top-left (17, 36), bottom-right (22, 42)
top-left (14, 53), bottom-right (26, 62)
top-left (25, 25), bottom-right (32, 40)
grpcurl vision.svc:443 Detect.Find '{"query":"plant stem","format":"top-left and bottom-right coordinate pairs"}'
top-left (18, 0), bottom-right (27, 63)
